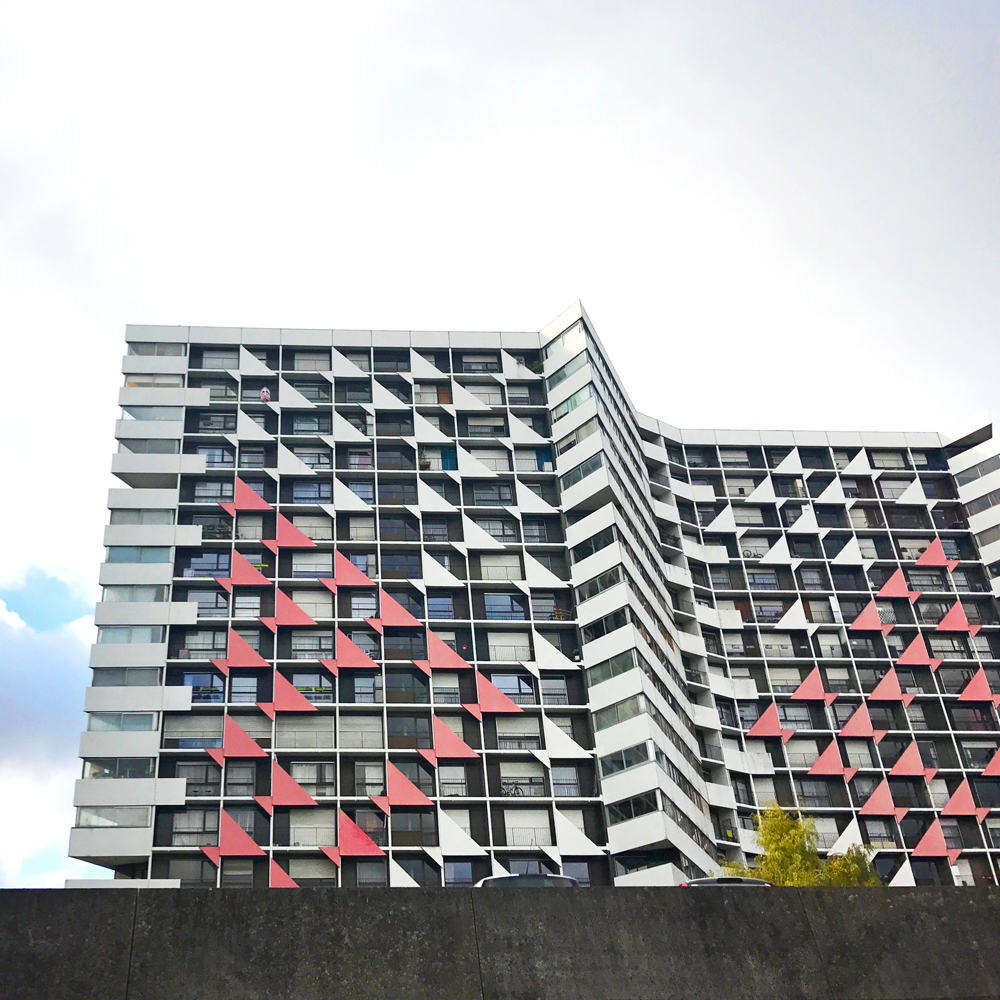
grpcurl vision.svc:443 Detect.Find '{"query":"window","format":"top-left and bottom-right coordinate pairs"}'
top-left (871, 450), bottom-right (906, 469)
top-left (101, 584), bottom-right (169, 603)
top-left (560, 452), bottom-right (603, 490)
top-left (96, 626), bottom-right (165, 644)
top-left (290, 761), bottom-right (337, 796)
top-left (556, 416), bottom-right (599, 455)
top-left (87, 712), bottom-right (156, 732)
top-left (124, 374), bottom-right (184, 387)
top-left (607, 791), bottom-right (658, 825)
top-left (291, 551), bottom-right (333, 578)
top-left (570, 525), bottom-right (615, 563)
top-left (76, 806), bottom-right (151, 828)
top-left (600, 742), bottom-right (650, 777)
top-left (106, 546), bottom-right (171, 564)
top-left (85, 758), bottom-right (155, 779)
top-left (546, 351), bottom-right (588, 391)
top-left (175, 761), bottom-right (221, 795)
top-left (551, 384), bottom-right (594, 423)
top-left (121, 406), bottom-right (183, 421)
top-left (427, 593), bottom-right (455, 619)
top-left (292, 481), bottom-right (332, 503)
top-left (129, 341), bottom-right (186, 356)
top-left (172, 808), bottom-right (220, 845)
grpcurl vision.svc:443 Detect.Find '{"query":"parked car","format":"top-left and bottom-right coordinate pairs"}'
top-left (679, 877), bottom-right (772, 887)
top-left (474, 874), bottom-right (580, 888)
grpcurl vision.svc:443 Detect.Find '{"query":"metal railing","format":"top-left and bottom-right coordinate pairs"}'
top-left (439, 780), bottom-right (469, 796)
top-left (275, 732), bottom-right (335, 749)
top-left (479, 566), bottom-right (523, 581)
top-left (290, 829), bottom-right (338, 847)
top-left (497, 736), bottom-right (542, 750)
top-left (488, 646), bottom-right (532, 661)
top-left (505, 826), bottom-right (552, 846)
top-left (339, 732), bottom-right (385, 749)
top-left (500, 779), bottom-right (545, 797)
top-left (552, 780), bottom-right (581, 797)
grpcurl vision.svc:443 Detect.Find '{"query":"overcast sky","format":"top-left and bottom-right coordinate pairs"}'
top-left (1, 1), bottom-right (997, 885)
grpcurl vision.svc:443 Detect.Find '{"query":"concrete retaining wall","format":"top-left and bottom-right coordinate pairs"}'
top-left (3, 886), bottom-right (1000, 999)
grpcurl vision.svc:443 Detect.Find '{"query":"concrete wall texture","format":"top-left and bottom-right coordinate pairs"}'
top-left (3, 886), bottom-right (1000, 1000)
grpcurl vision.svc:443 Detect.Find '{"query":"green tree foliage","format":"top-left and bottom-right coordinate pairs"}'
top-left (723, 805), bottom-right (882, 887)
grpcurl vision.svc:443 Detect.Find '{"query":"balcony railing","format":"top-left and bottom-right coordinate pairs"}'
top-left (349, 528), bottom-right (376, 541)
top-left (439, 780), bottom-right (468, 796)
top-left (433, 690), bottom-right (462, 705)
top-left (497, 736), bottom-right (542, 750)
top-left (553, 780), bottom-right (581, 797)
top-left (289, 828), bottom-right (338, 847)
top-left (506, 826), bottom-right (552, 846)
top-left (339, 732), bottom-right (385, 749)
top-left (479, 566), bottom-right (523, 581)
top-left (500, 778), bottom-right (546, 797)
top-left (488, 646), bottom-right (532, 662)
top-left (355, 781), bottom-right (387, 796)
top-left (275, 731), bottom-right (335, 749)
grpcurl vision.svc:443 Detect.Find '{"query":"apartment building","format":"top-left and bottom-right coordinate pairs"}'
top-left (70, 303), bottom-right (1000, 888)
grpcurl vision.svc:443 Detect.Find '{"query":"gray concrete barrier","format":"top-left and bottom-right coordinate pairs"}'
top-left (2, 886), bottom-right (999, 999)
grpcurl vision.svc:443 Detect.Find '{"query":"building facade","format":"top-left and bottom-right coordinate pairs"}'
top-left (70, 303), bottom-right (1000, 888)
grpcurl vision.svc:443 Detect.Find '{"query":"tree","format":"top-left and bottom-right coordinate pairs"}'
top-left (723, 805), bottom-right (882, 887)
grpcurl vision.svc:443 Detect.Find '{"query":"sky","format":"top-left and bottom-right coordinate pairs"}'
top-left (0, 1), bottom-right (997, 886)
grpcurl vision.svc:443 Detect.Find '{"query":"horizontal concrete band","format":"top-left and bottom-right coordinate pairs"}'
top-left (3, 886), bottom-right (1000, 1000)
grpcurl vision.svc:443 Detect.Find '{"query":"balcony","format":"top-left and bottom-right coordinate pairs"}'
top-left (355, 781), bottom-right (387, 797)
top-left (349, 527), bottom-right (377, 541)
top-left (439, 780), bottom-right (468, 796)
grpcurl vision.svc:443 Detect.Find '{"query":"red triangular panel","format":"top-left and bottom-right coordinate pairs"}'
top-left (418, 749), bottom-right (438, 767)
top-left (370, 795), bottom-right (390, 816)
top-left (983, 746), bottom-right (1000, 777)
top-left (432, 715), bottom-right (480, 758)
top-left (274, 589), bottom-right (316, 627)
top-left (941, 778), bottom-right (990, 822)
top-left (911, 818), bottom-right (950, 858)
top-left (217, 578), bottom-right (234, 594)
top-left (378, 590), bottom-right (422, 627)
top-left (223, 715), bottom-right (268, 758)
top-left (334, 550), bottom-right (374, 587)
top-left (426, 629), bottom-right (473, 669)
top-left (808, 740), bottom-right (847, 777)
top-left (231, 550), bottom-right (272, 587)
top-left (916, 538), bottom-right (959, 571)
top-left (233, 477), bottom-right (273, 511)
top-left (210, 658), bottom-right (230, 677)
top-left (320, 845), bottom-right (341, 866)
top-left (275, 513), bottom-right (316, 549)
top-left (412, 660), bottom-right (432, 676)
top-left (219, 810), bottom-right (266, 856)
top-left (859, 778), bottom-right (907, 820)
top-left (201, 845), bottom-right (221, 866)
top-left (271, 760), bottom-right (317, 807)
top-left (791, 667), bottom-right (836, 705)
top-left (269, 859), bottom-right (298, 888)
top-left (254, 795), bottom-right (273, 815)
top-left (896, 633), bottom-right (935, 667)
top-left (959, 667), bottom-right (994, 703)
top-left (259, 618), bottom-right (277, 634)
top-left (937, 601), bottom-right (972, 633)
top-left (877, 568), bottom-right (921, 604)
top-left (746, 702), bottom-right (795, 743)
top-left (262, 540), bottom-right (278, 555)
top-left (387, 761), bottom-right (434, 806)
top-left (849, 599), bottom-right (893, 635)
top-left (226, 628), bottom-right (271, 668)
top-left (365, 617), bottom-right (384, 635)
top-left (839, 702), bottom-right (875, 739)
top-left (869, 667), bottom-right (913, 705)
top-left (338, 810), bottom-right (385, 857)
top-left (206, 747), bottom-right (224, 767)
top-left (335, 629), bottom-right (379, 668)
top-left (319, 578), bottom-right (337, 595)
top-left (463, 703), bottom-right (483, 721)
top-left (257, 702), bottom-right (275, 720)
top-left (319, 658), bottom-right (339, 677)
top-left (889, 741), bottom-right (935, 780)
top-left (476, 673), bottom-right (523, 714)
top-left (273, 671), bottom-right (319, 713)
